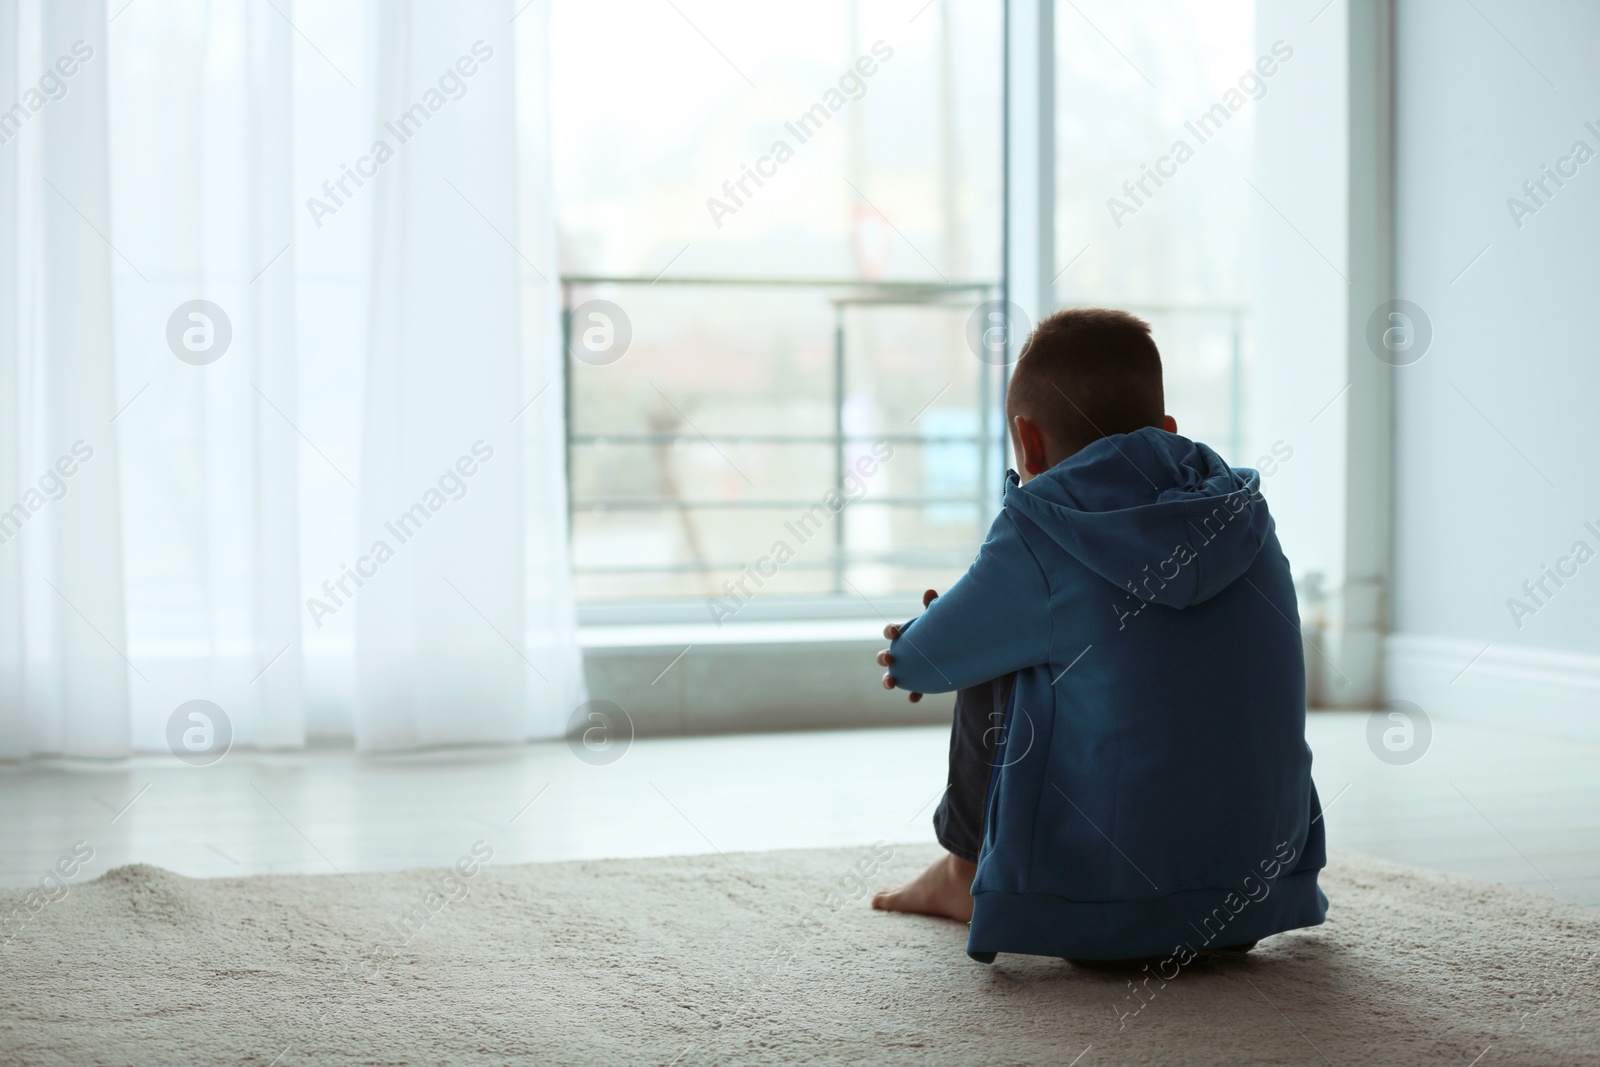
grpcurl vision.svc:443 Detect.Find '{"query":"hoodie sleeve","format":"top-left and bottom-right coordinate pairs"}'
top-left (887, 508), bottom-right (1053, 694)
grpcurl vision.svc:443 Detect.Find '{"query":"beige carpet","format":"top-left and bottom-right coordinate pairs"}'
top-left (0, 845), bottom-right (1595, 1066)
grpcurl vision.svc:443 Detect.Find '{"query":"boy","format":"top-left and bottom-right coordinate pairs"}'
top-left (872, 308), bottom-right (1326, 964)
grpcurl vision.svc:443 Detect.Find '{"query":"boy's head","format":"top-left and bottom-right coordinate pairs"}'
top-left (1006, 307), bottom-right (1176, 482)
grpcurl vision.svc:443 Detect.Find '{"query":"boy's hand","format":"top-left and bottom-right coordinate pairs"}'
top-left (877, 588), bottom-right (938, 702)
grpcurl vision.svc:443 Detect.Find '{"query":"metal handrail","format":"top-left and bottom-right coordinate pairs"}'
top-left (560, 274), bottom-right (993, 291)
top-left (569, 433), bottom-right (983, 445)
top-left (576, 496), bottom-right (993, 510)
top-left (572, 551), bottom-right (978, 576)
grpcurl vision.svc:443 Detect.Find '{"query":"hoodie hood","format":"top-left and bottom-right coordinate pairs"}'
top-left (1002, 427), bottom-right (1272, 609)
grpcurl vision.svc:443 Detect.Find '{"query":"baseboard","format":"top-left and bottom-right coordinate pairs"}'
top-left (1385, 633), bottom-right (1600, 742)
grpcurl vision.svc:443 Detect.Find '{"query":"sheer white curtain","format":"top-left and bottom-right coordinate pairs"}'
top-left (110, 0), bottom-right (306, 754)
top-left (0, 0), bottom-right (129, 759)
top-left (356, 1), bottom-right (578, 748)
top-left (0, 0), bottom-right (581, 759)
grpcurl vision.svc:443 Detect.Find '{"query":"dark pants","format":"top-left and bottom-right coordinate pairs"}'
top-left (933, 674), bottom-right (1261, 964)
top-left (932, 674), bottom-right (1015, 864)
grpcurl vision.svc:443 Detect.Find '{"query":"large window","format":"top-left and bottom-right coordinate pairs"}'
top-left (552, 1), bottom-right (1004, 606)
top-left (552, 0), bottom-right (1257, 612)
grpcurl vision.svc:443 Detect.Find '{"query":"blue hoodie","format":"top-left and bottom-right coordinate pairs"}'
top-left (889, 428), bottom-right (1327, 962)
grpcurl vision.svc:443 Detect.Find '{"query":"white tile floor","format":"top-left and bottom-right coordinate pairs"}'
top-left (2, 711), bottom-right (1597, 909)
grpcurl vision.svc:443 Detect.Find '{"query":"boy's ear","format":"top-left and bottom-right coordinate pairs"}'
top-left (1012, 414), bottom-right (1050, 475)
top-left (1162, 414), bottom-right (1178, 434)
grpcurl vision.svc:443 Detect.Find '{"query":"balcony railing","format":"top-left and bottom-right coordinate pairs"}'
top-left (561, 275), bottom-right (1243, 604)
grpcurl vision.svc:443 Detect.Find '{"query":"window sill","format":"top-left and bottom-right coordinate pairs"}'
top-left (580, 617), bottom-right (888, 653)
top-left (577, 614), bottom-right (942, 737)
top-left (576, 593), bottom-right (925, 629)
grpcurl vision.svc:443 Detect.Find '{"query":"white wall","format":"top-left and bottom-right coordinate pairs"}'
top-left (1251, 0), bottom-right (1395, 707)
top-left (1249, 2), bottom-right (1350, 594)
top-left (1388, 0), bottom-right (1600, 738)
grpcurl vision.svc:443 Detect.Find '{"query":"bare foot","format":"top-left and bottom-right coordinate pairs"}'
top-left (871, 852), bottom-right (976, 923)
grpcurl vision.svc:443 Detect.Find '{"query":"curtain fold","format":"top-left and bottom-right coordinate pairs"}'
top-left (111, 0), bottom-right (307, 754)
top-left (356, 0), bottom-right (578, 751)
top-left (0, 0), bottom-right (131, 759)
top-left (511, 0), bottom-right (585, 743)
top-left (0, 0), bottom-right (579, 758)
